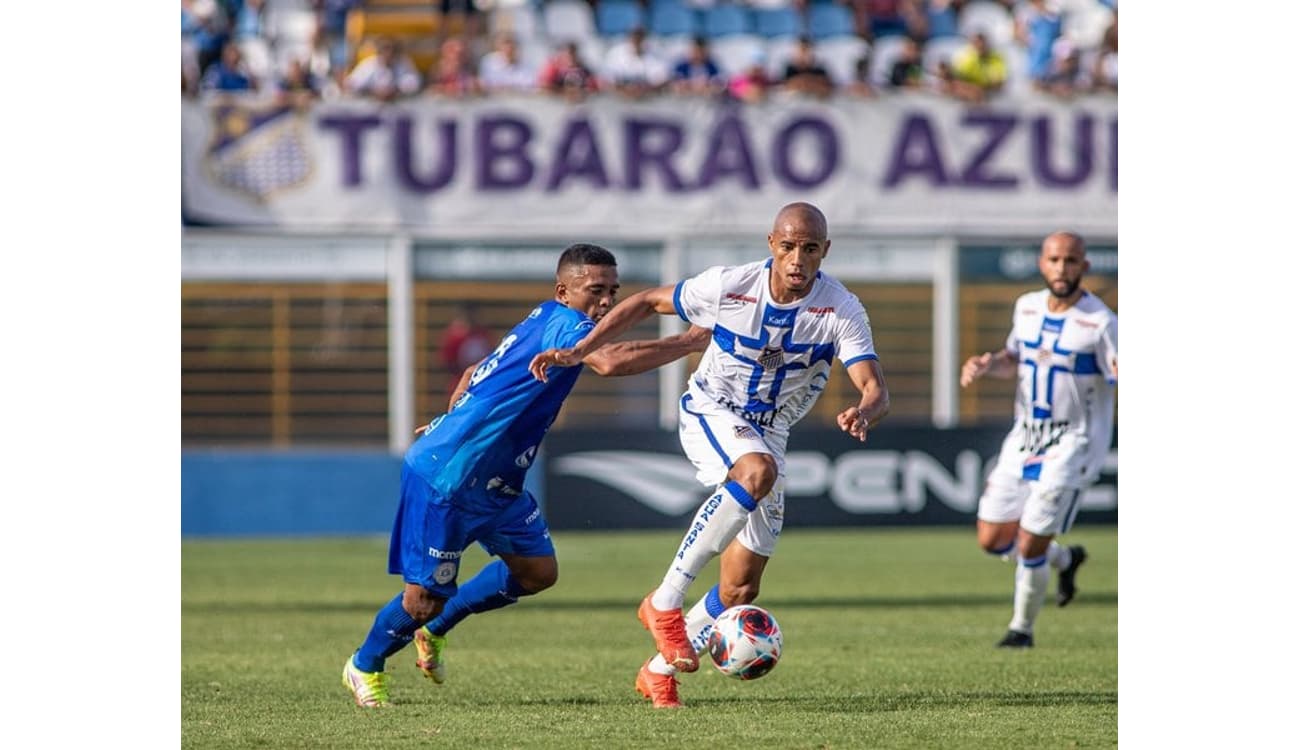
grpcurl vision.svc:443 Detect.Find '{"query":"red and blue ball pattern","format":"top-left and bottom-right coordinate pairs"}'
top-left (707, 605), bottom-right (783, 680)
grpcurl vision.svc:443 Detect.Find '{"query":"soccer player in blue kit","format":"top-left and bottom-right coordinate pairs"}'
top-left (343, 244), bottom-right (709, 707)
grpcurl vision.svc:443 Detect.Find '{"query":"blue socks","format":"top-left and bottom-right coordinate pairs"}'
top-left (426, 559), bottom-right (531, 636)
top-left (352, 560), bottom-right (534, 672)
top-left (353, 592), bottom-right (420, 673)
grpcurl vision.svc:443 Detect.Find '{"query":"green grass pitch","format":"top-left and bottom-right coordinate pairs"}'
top-left (182, 526), bottom-right (1117, 749)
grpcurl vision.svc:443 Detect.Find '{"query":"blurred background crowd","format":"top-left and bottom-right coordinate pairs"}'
top-left (180, 0), bottom-right (1117, 105)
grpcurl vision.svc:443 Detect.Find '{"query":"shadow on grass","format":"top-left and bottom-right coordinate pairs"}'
top-left (505, 690), bottom-right (1119, 711)
top-left (182, 592), bottom-right (1117, 615)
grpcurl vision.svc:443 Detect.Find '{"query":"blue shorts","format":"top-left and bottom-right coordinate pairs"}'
top-left (387, 463), bottom-right (555, 598)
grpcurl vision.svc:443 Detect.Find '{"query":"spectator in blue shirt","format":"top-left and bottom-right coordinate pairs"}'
top-left (201, 41), bottom-right (259, 93)
top-left (670, 37), bottom-right (725, 96)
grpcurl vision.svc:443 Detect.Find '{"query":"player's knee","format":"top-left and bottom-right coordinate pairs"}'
top-left (512, 557), bottom-right (559, 593)
top-left (731, 456), bottom-right (778, 499)
top-left (720, 581), bottom-right (760, 607)
top-left (402, 587), bottom-right (444, 623)
top-left (520, 567), bottom-right (558, 593)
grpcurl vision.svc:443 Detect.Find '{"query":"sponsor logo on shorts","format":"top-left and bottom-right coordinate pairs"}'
top-left (427, 547), bottom-right (463, 560)
top-left (734, 425), bottom-right (759, 440)
top-left (433, 561), bottom-right (457, 585)
top-left (524, 507), bottom-right (541, 525)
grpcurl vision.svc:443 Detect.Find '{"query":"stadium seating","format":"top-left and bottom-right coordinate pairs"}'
top-left (1059, 0), bottom-right (1116, 48)
top-left (807, 3), bottom-right (857, 41)
top-left (650, 34), bottom-right (697, 68)
top-left (816, 35), bottom-right (871, 86)
top-left (542, 0), bottom-right (599, 44)
top-left (648, 0), bottom-right (700, 38)
top-left (709, 33), bottom-right (765, 76)
top-left (489, 6), bottom-right (544, 42)
top-left (702, 3), bottom-right (754, 38)
top-left (922, 35), bottom-right (966, 72)
top-left (596, 0), bottom-right (647, 37)
top-left (753, 6), bottom-right (804, 39)
top-left (764, 36), bottom-right (803, 78)
top-left (956, 0), bottom-right (1015, 49)
top-left (867, 33), bottom-right (910, 86)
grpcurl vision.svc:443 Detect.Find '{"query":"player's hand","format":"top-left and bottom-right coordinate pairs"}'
top-left (528, 348), bottom-right (582, 382)
top-left (960, 352), bottom-right (993, 388)
top-left (837, 406), bottom-right (870, 442)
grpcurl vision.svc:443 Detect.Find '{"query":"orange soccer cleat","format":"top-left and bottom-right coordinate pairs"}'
top-left (638, 591), bottom-right (699, 672)
top-left (635, 659), bottom-right (683, 709)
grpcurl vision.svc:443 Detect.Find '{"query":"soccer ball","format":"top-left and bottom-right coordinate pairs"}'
top-left (706, 604), bottom-right (782, 680)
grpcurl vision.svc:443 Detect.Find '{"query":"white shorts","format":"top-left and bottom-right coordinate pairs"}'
top-left (976, 428), bottom-right (1091, 537)
top-left (678, 390), bottom-right (787, 557)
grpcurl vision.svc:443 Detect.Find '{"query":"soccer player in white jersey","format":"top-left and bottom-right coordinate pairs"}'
top-left (960, 231), bottom-right (1117, 648)
top-left (530, 202), bottom-right (890, 708)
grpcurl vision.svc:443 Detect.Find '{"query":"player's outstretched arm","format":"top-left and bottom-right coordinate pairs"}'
top-left (583, 325), bottom-right (710, 377)
top-left (529, 285), bottom-right (678, 381)
top-left (959, 349), bottom-right (1018, 387)
top-left (837, 359), bottom-right (890, 442)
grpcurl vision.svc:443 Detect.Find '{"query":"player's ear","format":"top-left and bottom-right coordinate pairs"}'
top-left (555, 281), bottom-right (568, 304)
top-left (823, 239), bottom-right (831, 256)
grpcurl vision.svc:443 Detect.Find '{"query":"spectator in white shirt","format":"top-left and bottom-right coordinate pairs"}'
top-left (479, 33), bottom-right (538, 94)
top-left (345, 36), bottom-right (422, 102)
top-left (601, 27), bottom-right (669, 99)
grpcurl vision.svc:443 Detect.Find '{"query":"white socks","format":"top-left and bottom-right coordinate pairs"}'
top-left (1008, 553), bottom-right (1050, 634)
top-left (650, 480), bottom-right (756, 611)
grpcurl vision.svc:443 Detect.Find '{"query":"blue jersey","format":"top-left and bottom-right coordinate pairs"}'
top-left (404, 300), bottom-right (594, 504)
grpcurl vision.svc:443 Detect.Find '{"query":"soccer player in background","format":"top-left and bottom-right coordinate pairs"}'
top-left (342, 244), bottom-right (710, 707)
top-left (530, 203), bottom-right (890, 708)
top-left (959, 231), bottom-right (1117, 648)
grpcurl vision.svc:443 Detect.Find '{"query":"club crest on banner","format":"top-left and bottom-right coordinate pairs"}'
top-left (204, 103), bottom-right (312, 201)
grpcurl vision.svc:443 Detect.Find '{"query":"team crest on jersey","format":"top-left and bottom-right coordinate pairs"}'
top-left (758, 346), bottom-right (786, 371)
top-left (204, 103), bottom-right (312, 201)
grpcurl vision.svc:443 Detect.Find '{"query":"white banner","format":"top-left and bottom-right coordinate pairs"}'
top-left (181, 93), bottom-right (1116, 238)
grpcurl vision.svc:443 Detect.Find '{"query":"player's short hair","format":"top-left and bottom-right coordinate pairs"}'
top-left (556, 243), bottom-right (617, 275)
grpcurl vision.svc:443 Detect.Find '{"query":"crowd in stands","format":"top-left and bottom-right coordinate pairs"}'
top-left (181, 0), bottom-right (1117, 105)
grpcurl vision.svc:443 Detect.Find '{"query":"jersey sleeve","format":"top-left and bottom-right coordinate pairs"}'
top-left (1099, 312), bottom-right (1118, 383)
top-left (672, 265), bottom-right (726, 329)
top-left (1003, 297), bottom-right (1022, 356)
top-left (836, 298), bottom-right (878, 367)
top-left (543, 310), bottom-right (596, 351)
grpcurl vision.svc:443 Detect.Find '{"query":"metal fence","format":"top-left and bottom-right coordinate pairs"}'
top-left (181, 232), bottom-right (1117, 450)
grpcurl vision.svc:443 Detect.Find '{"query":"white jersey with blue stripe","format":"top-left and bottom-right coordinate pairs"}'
top-left (673, 259), bottom-right (878, 437)
top-left (404, 300), bottom-right (594, 503)
top-left (1004, 289), bottom-right (1118, 478)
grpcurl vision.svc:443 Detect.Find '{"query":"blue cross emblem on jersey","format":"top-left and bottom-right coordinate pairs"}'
top-left (1020, 317), bottom-right (1100, 419)
top-left (715, 305), bottom-right (836, 412)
